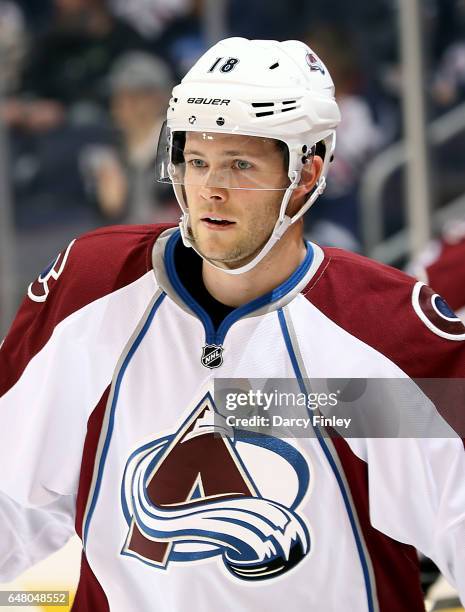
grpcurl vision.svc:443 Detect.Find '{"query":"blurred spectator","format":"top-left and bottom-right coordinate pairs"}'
top-left (433, 42), bottom-right (465, 107)
top-left (228, 0), bottom-right (305, 40)
top-left (301, 0), bottom-right (398, 84)
top-left (153, 0), bottom-right (206, 79)
top-left (15, 0), bottom-right (53, 32)
top-left (11, 120), bottom-right (115, 229)
top-left (0, 1), bottom-right (27, 94)
top-left (303, 26), bottom-right (384, 251)
top-left (432, 0), bottom-right (463, 61)
top-left (407, 219), bottom-right (465, 321)
top-left (80, 51), bottom-right (178, 224)
top-left (110, 0), bottom-right (189, 39)
top-left (5, 0), bottom-right (147, 132)
top-left (429, 0), bottom-right (465, 108)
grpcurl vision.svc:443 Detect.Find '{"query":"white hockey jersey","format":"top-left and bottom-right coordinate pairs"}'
top-left (1, 224), bottom-right (465, 612)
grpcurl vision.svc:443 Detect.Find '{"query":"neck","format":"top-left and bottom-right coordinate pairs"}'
top-left (201, 222), bottom-right (307, 307)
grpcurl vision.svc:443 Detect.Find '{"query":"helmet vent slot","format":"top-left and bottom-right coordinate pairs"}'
top-left (252, 100), bottom-right (298, 117)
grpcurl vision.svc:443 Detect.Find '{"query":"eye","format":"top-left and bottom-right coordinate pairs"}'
top-left (188, 159), bottom-right (207, 168)
top-left (234, 159), bottom-right (252, 170)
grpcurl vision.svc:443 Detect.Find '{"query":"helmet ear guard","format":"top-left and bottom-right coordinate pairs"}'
top-left (156, 37), bottom-right (340, 275)
top-left (289, 132), bottom-right (336, 225)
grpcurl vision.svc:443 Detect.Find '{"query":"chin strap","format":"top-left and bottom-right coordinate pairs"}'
top-left (179, 171), bottom-right (301, 275)
top-left (179, 213), bottom-right (293, 275)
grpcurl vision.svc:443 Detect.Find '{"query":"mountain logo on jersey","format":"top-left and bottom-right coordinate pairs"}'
top-left (412, 281), bottom-right (465, 341)
top-left (201, 344), bottom-right (224, 369)
top-left (27, 239), bottom-right (76, 303)
top-left (120, 392), bottom-right (311, 581)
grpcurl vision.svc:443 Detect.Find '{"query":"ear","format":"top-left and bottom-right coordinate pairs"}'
top-left (299, 154), bottom-right (324, 192)
top-left (287, 155), bottom-right (324, 216)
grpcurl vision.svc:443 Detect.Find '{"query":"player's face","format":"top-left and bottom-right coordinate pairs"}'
top-left (183, 132), bottom-right (290, 268)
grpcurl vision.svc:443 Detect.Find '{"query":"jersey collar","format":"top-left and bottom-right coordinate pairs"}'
top-left (152, 227), bottom-right (324, 342)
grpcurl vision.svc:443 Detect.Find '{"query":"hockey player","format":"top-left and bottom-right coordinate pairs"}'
top-left (1, 38), bottom-right (465, 611)
top-left (408, 220), bottom-right (465, 322)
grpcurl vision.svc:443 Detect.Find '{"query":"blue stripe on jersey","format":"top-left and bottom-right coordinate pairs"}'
top-left (83, 292), bottom-right (166, 548)
top-left (165, 230), bottom-right (216, 342)
top-left (277, 307), bottom-right (376, 612)
top-left (165, 229), bottom-right (314, 345)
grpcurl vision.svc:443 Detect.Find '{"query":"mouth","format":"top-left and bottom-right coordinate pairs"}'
top-left (201, 216), bottom-right (236, 230)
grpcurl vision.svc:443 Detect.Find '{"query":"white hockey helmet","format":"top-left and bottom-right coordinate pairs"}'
top-left (156, 37), bottom-right (341, 274)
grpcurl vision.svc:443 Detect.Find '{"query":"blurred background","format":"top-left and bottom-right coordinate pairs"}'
top-left (0, 0), bottom-right (464, 610)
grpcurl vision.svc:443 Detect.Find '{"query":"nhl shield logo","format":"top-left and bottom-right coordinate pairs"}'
top-left (201, 344), bottom-right (224, 369)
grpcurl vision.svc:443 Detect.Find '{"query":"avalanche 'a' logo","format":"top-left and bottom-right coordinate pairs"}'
top-left (27, 239), bottom-right (76, 303)
top-left (306, 51), bottom-right (325, 74)
top-left (412, 282), bottom-right (465, 341)
top-left (120, 393), bottom-right (311, 581)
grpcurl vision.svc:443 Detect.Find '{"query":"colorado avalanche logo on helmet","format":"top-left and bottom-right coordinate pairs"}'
top-left (412, 282), bottom-right (465, 340)
top-left (120, 393), bottom-right (311, 581)
top-left (305, 51), bottom-right (325, 75)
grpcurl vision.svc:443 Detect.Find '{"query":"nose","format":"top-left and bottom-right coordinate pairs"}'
top-left (199, 183), bottom-right (228, 202)
top-left (194, 163), bottom-right (230, 202)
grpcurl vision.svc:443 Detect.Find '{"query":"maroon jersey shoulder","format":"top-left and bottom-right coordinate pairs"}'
top-left (303, 247), bottom-right (465, 378)
top-left (0, 223), bottom-right (175, 396)
top-left (54, 223), bottom-right (172, 296)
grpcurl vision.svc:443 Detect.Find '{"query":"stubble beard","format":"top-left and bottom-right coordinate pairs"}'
top-left (190, 220), bottom-right (273, 268)
top-left (187, 189), bottom-right (283, 268)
